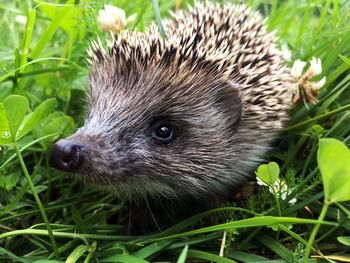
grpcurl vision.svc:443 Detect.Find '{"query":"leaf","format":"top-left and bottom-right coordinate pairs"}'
top-left (101, 255), bottom-right (149, 263)
top-left (312, 124), bottom-right (325, 137)
top-left (27, 185), bottom-right (48, 195)
top-left (42, 113), bottom-right (74, 137)
top-left (0, 102), bottom-right (11, 144)
top-left (0, 247), bottom-right (31, 263)
top-left (36, 112), bottom-right (75, 148)
top-left (177, 245), bottom-right (189, 263)
top-left (33, 260), bottom-right (64, 263)
top-left (338, 236), bottom-right (350, 246)
top-left (312, 255), bottom-right (350, 262)
top-left (339, 54), bottom-right (350, 66)
top-left (151, 0), bottom-right (167, 38)
top-left (318, 138), bottom-right (350, 203)
top-left (186, 249), bottom-right (236, 263)
top-left (0, 86), bottom-right (12, 101)
top-left (3, 95), bottom-right (29, 141)
top-left (150, 216), bottom-right (336, 242)
top-left (255, 162), bottom-right (280, 186)
top-left (132, 240), bottom-right (172, 259)
top-left (65, 244), bottom-right (88, 263)
top-left (31, 1), bottom-right (75, 59)
top-left (229, 251), bottom-right (269, 261)
top-left (0, 172), bottom-right (20, 191)
top-left (16, 98), bottom-right (56, 140)
top-left (256, 234), bottom-right (293, 262)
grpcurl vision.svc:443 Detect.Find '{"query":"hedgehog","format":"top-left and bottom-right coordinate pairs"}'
top-left (50, 2), bottom-right (291, 208)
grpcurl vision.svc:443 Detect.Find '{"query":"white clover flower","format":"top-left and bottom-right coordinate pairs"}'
top-left (310, 76), bottom-right (326, 90)
top-left (289, 57), bottom-right (326, 104)
top-left (290, 82), bottom-right (300, 103)
top-left (256, 177), bottom-right (268, 187)
top-left (277, 179), bottom-right (297, 205)
top-left (257, 177), bottom-right (297, 205)
top-left (289, 196), bottom-right (297, 205)
top-left (290, 59), bottom-right (306, 79)
top-left (307, 57), bottom-right (322, 76)
top-left (97, 5), bottom-right (131, 33)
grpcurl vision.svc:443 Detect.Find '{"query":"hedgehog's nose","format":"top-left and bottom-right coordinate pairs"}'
top-left (49, 139), bottom-right (85, 172)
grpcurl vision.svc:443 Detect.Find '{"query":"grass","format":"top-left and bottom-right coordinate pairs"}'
top-left (0, 0), bottom-right (350, 262)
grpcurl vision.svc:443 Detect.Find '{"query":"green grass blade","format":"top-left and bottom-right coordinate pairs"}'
top-left (150, 216), bottom-right (337, 241)
top-left (176, 245), bottom-right (189, 263)
top-left (20, 9), bottom-right (36, 70)
top-left (0, 247), bottom-right (31, 263)
top-left (151, 0), bottom-right (167, 38)
top-left (132, 240), bottom-right (173, 259)
top-left (100, 255), bottom-right (150, 263)
top-left (256, 234), bottom-right (293, 262)
top-left (30, 3), bottom-right (74, 59)
top-left (186, 249), bottom-right (237, 263)
top-left (65, 244), bottom-right (89, 263)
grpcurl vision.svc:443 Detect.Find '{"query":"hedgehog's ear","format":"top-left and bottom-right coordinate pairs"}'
top-left (215, 80), bottom-right (242, 129)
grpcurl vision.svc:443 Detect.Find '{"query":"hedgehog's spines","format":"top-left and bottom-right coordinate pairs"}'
top-left (88, 2), bottom-right (264, 71)
top-left (88, 1), bottom-right (291, 117)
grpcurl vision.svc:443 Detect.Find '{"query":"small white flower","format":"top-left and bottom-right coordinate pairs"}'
top-left (290, 59), bottom-right (306, 79)
top-left (308, 57), bottom-right (323, 76)
top-left (257, 177), bottom-right (297, 205)
top-left (15, 15), bottom-right (27, 26)
top-left (289, 83), bottom-right (300, 103)
top-left (289, 57), bottom-right (326, 104)
top-left (97, 5), bottom-right (127, 33)
top-left (277, 179), bottom-right (297, 205)
top-left (289, 197), bottom-right (297, 205)
top-left (272, 179), bottom-right (281, 194)
top-left (310, 76), bottom-right (326, 90)
top-left (256, 177), bottom-right (268, 187)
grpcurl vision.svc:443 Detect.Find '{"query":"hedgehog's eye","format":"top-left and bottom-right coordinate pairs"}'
top-left (152, 122), bottom-right (174, 143)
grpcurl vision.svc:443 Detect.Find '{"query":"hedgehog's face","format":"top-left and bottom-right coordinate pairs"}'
top-left (49, 66), bottom-right (244, 198)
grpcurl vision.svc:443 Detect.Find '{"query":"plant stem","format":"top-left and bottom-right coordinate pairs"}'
top-left (303, 201), bottom-right (329, 262)
top-left (273, 192), bottom-right (282, 239)
top-left (0, 228), bottom-right (132, 242)
top-left (283, 103), bottom-right (350, 132)
top-left (151, 0), bottom-right (167, 38)
top-left (13, 143), bottom-right (59, 258)
top-left (84, 242), bottom-right (97, 263)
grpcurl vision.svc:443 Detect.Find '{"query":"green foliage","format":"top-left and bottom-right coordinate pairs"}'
top-left (65, 244), bottom-right (89, 263)
top-left (303, 138), bottom-right (350, 260)
top-left (176, 245), bottom-right (189, 263)
top-left (0, 95), bottom-right (59, 144)
top-left (318, 138), bottom-right (350, 203)
top-left (0, 103), bottom-right (11, 144)
top-left (256, 161), bottom-right (280, 186)
top-left (0, 0), bottom-right (350, 262)
top-left (17, 98), bottom-right (56, 140)
top-left (3, 95), bottom-right (29, 141)
top-left (338, 236), bottom-right (350, 246)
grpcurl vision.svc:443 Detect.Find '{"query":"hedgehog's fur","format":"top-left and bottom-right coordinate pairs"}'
top-left (68, 2), bottom-right (291, 201)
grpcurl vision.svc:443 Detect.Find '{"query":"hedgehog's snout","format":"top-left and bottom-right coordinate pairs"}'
top-left (49, 139), bottom-right (85, 172)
